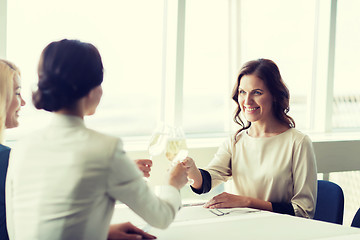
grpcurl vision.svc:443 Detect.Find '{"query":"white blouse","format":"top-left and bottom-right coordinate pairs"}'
top-left (6, 114), bottom-right (181, 240)
top-left (205, 128), bottom-right (317, 218)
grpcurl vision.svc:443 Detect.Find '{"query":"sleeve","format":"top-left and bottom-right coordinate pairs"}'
top-left (271, 202), bottom-right (295, 216)
top-left (106, 141), bottom-right (181, 229)
top-left (5, 150), bottom-right (14, 240)
top-left (0, 149), bottom-right (10, 240)
top-left (204, 137), bottom-right (233, 188)
top-left (291, 135), bottom-right (318, 218)
top-left (190, 169), bottom-right (212, 194)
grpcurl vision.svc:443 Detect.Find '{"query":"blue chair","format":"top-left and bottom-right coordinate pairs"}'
top-left (351, 208), bottom-right (360, 228)
top-left (313, 180), bottom-right (344, 224)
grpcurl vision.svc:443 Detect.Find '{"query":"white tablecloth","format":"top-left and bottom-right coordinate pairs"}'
top-left (111, 204), bottom-right (360, 240)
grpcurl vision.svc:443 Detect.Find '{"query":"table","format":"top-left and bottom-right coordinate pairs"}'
top-left (111, 203), bottom-right (360, 240)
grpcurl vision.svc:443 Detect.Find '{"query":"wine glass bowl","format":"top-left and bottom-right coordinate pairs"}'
top-left (165, 126), bottom-right (194, 185)
top-left (148, 123), bottom-right (194, 185)
top-left (165, 126), bottom-right (187, 162)
top-left (148, 122), bottom-right (168, 159)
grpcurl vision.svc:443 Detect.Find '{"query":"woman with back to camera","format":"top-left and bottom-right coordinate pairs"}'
top-left (184, 58), bottom-right (317, 218)
top-left (0, 59), bottom-right (26, 240)
top-left (5, 39), bottom-right (188, 240)
top-left (0, 58), bottom-right (159, 240)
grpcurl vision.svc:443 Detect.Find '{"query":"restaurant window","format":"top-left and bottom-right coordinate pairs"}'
top-left (6, 0), bottom-right (164, 139)
top-left (332, 0), bottom-right (360, 130)
top-left (239, 0), bottom-right (316, 131)
top-left (182, 0), bottom-right (230, 135)
top-left (3, 0), bottom-right (360, 141)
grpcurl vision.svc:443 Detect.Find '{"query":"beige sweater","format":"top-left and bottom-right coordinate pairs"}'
top-left (205, 128), bottom-right (317, 218)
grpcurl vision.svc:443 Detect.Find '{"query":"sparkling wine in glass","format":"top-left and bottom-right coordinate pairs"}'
top-left (148, 122), bottom-right (169, 160)
top-left (165, 126), bottom-right (194, 185)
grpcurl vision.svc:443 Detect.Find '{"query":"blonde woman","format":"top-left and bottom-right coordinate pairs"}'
top-left (0, 59), bottom-right (26, 240)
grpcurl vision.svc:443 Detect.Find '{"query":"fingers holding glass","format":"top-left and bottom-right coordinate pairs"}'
top-left (168, 161), bottom-right (188, 189)
top-left (135, 159), bottom-right (153, 178)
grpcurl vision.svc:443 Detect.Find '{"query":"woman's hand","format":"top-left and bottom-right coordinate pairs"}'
top-left (204, 192), bottom-right (273, 211)
top-left (181, 157), bottom-right (197, 174)
top-left (203, 192), bottom-right (251, 209)
top-left (134, 159), bottom-right (153, 178)
top-left (108, 222), bottom-right (156, 239)
top-left (167, 162), bottom-right (188, 190)
top-left (181, 157), bottom-right (203, 189)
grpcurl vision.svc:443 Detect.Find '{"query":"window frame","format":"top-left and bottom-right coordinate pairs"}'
top-left (2, 0), bottom-right (360, 146)
top-left (0, 0), bottom-right (7, 58)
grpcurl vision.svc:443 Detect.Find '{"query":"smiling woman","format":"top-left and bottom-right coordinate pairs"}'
top-left (5, 74), bottom-right (26, 129)
top-left (232, 59), bottom-right (295, 139)
top-left (183, 59), bottom-right (317, 218)
top-left (238, 74), bottom-right (274, 127)
top-left (0, 59), bottom-right (26, 240)
top-left (0, 60), bottom-right (26, 136)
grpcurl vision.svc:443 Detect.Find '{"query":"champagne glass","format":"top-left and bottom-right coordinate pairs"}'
top-left (165, 126), bottom-right (194, 185)
top-left (146, 123), bottom-right (168, 182)
top-left (148, 122), bottom-right (168, 160)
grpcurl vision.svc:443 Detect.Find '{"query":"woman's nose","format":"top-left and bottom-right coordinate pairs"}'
top-left (244, 94), bottom-right (252, 104)
top-left (21, 97), bottom-right (26, 106)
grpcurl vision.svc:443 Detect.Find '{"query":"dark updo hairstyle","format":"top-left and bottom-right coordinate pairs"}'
top-left (231, 59), bottom-right (295, 142)
top-left (33, 39), bottom-right (103, 112)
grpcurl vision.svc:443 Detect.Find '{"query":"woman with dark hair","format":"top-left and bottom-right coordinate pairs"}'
top-left (6, 39), bottom-right (188, 240)
top-left (184, 59), bottom-right (317, 218)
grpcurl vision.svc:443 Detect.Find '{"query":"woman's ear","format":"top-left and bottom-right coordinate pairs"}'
top-left (84, 87), bottom-right (99, 103)
top-left (86, 88), bottom-right (95, 99)
top-left (83, 86), bottom-right (102, 116)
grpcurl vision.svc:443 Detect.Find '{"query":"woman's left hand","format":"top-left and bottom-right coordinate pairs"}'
top-left (134, 159), bottom-right (153, 178)
top-left (108, 222), bottom-right (156, 239)
top-left (203, 192), bottom-right (251, 209)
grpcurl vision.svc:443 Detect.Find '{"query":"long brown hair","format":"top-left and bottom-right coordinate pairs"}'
top-left (231, 59), bottom-right (295, 142)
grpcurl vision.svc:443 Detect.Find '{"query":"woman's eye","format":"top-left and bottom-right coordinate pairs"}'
top-left (254, 90), bottom-right (262, 95)
top-left (239, 90), bottom-right (246, 94)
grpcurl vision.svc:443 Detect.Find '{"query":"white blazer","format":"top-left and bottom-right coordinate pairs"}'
top-left (6, 114), bottom-right (181, 240)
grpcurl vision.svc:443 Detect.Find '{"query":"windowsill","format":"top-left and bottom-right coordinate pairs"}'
top-left (307, 130), bottom-right (360, 142)
top-left (5, 124), bottom-right (360, 151)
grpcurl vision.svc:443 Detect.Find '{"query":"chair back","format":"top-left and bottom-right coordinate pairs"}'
top-left (351, 208), bottom-right (360, 228)
top-left (313, 180), bottom-right (344, 224)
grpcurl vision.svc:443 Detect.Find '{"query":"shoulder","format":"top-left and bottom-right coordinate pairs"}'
top-left (16, 125), bottom-right (121, 158)
top-left (0, 144), bottom-right (11, 153)
top-left (0, 144), bottom-right (10, 165)
top-left (82, 128), bottom-right (122, 157)
top-left (222, 132), bottom-right (239, 147)
top-left (220, 131), bottom-right (248, 151)
top-left (282, 129), bottom-right (315, 154)
top-left (87, 128), bottom-right (119, 143)
top-left (228, 131), bottom-right (247, 143)
top-left (283, 128), bottom-right (312, 143)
